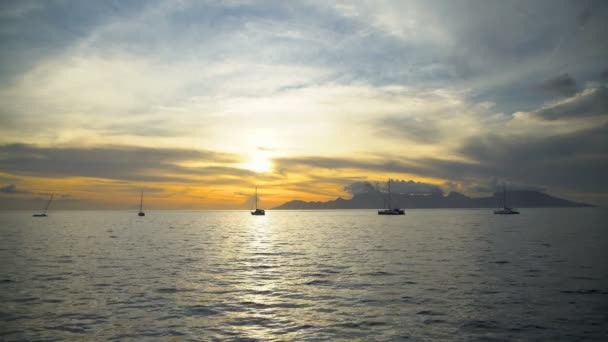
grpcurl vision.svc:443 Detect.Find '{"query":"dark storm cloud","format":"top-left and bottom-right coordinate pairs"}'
top-left (0, 183), bottom-right (21, 193)
top-left (460, 124), bottom-right (608, 192)
top-left (374, 116), bottom-right (441, 143)
top-left (535, 86), bottom-right (608, 120)
top-left (471, 178), bottom-right (546, 193)
top-left (600, 69), bottom-right (608, 82)
top-left (0, 144), bottom-right (247, 183)
top-left (389, 179), bottom-right (443, 194)
top-left (344, 181), bottom-right (377, 195)
top-left (536, 74), bottom-right (577, 97)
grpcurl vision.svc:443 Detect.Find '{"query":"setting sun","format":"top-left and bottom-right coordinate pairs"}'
top-left (244, 150), bottom-right (273, 173)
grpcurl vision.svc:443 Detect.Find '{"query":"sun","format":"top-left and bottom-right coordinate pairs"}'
top-left (244, 151), bottom-right (273, 173)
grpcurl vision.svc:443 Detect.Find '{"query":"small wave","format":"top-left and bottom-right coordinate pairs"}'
top-left (304, 279), bottom-right (332, 286)
top-left (363, 271), bottom-right (395, 276)
top-left (560, 289), bottom-right (607, 295)
top-left (184, 305), bottom-right (220, 316)
top-left (569, 276), bottom-right (595, 280)
top-left (280, 324), bottom-right (315, 333)
top-left (334, 320), bottom-right (387, 328)
top-left (45, 324), bottom-right (88, 334)
top-left (492, 260), bottom-right (509, 264)
top-left (417, 310), bottom-right (445, 316)
top-left (56, 313), bottom-right (107, 321)
top-left (94, 283), bottom-right (112, 287)
top-left (228, 316), bottom-right (274, 327)
top-left (460, 320), bottom-right (500, 330)
top-left (238, 301), bottom-right (308, 309)
top-left (0, 313), bottom-right (32, 322)
top-left (423, 319), bottom-right (447, 325)
top-left (520, 324), bottom-right (547, 330)
top-left (0, 279), bottom-right (15, 284)
top-left (12, 297), bottom-right (38, 303)
top-left (302, 272), bottom-right (333, 278)
top-left (250, 264), bottom-right (277, 269)
top-left (42, 298), bottom-right (64, 303)
top-left (155, 287), bottom-right (195, 293)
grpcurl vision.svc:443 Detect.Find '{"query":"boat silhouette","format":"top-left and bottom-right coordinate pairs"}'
top-left (251, 186), bottom-right (265, 216)
top-left (33, 193), bottom-right (54, 217)
top-left (494, 183), bottom-right (520, 214)
top-left (378, 180), bottom-right (405, 215)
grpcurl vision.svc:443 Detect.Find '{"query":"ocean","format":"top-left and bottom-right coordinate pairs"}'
top-left (1, 209), bottom-right (607, 341)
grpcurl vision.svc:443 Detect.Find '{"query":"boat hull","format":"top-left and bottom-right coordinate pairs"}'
top-left (494, 208), bottom-right (519, 214)
top-left (32, 214), bottom-right (47, 217)
top-left (138, 212), bottom-right (145, 216)
top-left (251, 209), bottom-right (265, 216)
top-left (378, 209), bottom-right (405, 215)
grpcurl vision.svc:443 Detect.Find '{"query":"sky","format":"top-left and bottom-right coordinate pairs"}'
top-left (1, 0), bottom-right (607, 210)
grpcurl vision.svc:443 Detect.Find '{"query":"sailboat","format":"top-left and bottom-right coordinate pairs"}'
top-left (138, 190), bottom-right (145, 216)
top-left (33, 193), bottom-right (54, 217)
top-left (494, 183), bottom-right (519, 215)
top-left (251, 186), bottom-right (265, 216)
top-left (378, 180), bottom-right (405, 215)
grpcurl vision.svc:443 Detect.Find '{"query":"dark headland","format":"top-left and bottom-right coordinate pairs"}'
top-left (273, 190), bottom-right (593, 210)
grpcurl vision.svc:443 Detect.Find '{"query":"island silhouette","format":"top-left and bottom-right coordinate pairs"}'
top-left (273, 190), bottom-right (592, 210)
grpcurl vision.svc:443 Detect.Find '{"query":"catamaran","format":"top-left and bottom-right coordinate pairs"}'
top-left (378, 180), bottom-right (405, 215)
top-left (33, 193), bottom-right (54, 217)
top-left (138, 190), bottom-right (145, 216)
top-left (494, 183), bottom-right (519, 214)
top-left (251, 186), bottom-right (265, 216)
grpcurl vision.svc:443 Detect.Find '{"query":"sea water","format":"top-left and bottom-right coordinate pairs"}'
top-left (1, 209), bottom-right (607, 341)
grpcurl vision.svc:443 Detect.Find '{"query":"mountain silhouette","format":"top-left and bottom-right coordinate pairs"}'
top-left (273, 190), bottom-right (592, 209)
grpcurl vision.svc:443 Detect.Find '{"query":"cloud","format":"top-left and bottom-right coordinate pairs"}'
top-left (388, 179), bottom-right (443, 194)
top-left (536, 74), bottom-right (577, 97)
top-left (0, 144), bottom-right (248, 183)
top-left (600, 68), bottom-right (608, 83)
top-left (0, 183), bottom-right (19, 193)
top-left (459, 123), bottom-right (608, 193)
top-left (374, 116), bottom-right (442, 144)
top-left (344, 181), bottom-right (377, 195)
top-left (534, 86), bottom-right (608, 120)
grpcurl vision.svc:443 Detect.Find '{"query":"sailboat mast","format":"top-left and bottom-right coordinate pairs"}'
top-left (43, 193), bottom-right (54, 214)
top-left (255, 186), bottom-right (258, 210)
top-left (139, 190), bottom-right (143, 212)
top-left (503, 183), bottom-right (507, 209)
top-left (388, 179), bottom-right (392, 209)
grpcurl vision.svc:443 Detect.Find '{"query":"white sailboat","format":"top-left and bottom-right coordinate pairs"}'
top-left (138, 190), bottom-right (145, 216)
top-left (33, 193), bottom-right (54, 217)
top-left (251, 186), bottom-right (265, 216)
top-left (378, 179), bottom-right (405, 215)
top-left (494, 183), bottom-right (519, 215)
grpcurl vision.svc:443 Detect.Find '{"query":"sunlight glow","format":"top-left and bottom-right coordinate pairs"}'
top-left (244, 151), bottom-right (273, 173)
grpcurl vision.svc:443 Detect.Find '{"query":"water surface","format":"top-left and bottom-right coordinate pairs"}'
top-left (1, 209), bottom-right (607, 340)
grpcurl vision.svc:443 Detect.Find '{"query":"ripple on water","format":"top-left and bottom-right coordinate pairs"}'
top-left (155, 287), bottom-right (195, 293)
top-left (303, 279), bottom-right (333, 286)
top-left (417, 310), bottom-right (445, 316)
top-left (184, 305), bottom-right (220, 317)
top-left (459, 319), bottom-right (501, 331)
top-left (560, 289), bottom-right (608, 295)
